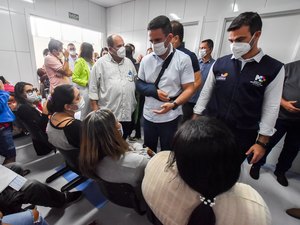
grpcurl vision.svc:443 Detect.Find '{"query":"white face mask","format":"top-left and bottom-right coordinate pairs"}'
top-left (69, 50), bottom-right (76, 56)
top-left (199, 49), bottom-right (207, 58)
top-left (26, 91), bottom-right (39, 103)
top-left (116, 46), bottom-right (126, 58)
top-left (74, 97), bottom-right (85, 112)
top-left (230, 34), bottom-right (255, 59)
top-left (58, 52), bottom-right (64, 60)
top-left (152, 40), bottom-right (168, 56)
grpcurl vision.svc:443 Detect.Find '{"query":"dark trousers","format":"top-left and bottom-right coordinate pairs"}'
top-left (227, 125), bottom-right (258, 164)
top-left (254, 118), bottom-right (300, 173)
top-left (120, 121), bottom-right (134, 139)
top-left (0, 165), bottom-right (66, 215)
top-left (182, 102), bottom-right (195, 123)
top-left (143, 116), bottom-right (180, 152)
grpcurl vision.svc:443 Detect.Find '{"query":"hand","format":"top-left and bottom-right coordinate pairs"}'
top-left (282, 100), bottom-right (300, 113)
top-left (0, 80), bottom-right (4, 90)
top-left (245, 144), bottom-right (266, 164)
top-left (157, 89), bottom-right (170, 102)
top-left (153, 102), bottom-right (174, 114)
top-left (42, 99), bottom-right (48, 115)
top-left (63, 48), bottom-right (69, 58)
top-left (136, 54), bottom-right (143, 63)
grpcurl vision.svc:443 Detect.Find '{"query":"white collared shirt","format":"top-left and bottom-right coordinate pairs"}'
top-left (193, 50), bottom-right (285, 136)
top-left (138, 45), bottom-right (194, 123)
top-left (88, 53), bottom-right (137, 122)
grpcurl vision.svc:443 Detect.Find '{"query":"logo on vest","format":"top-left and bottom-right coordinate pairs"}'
top-left (216, 72), bottom-right (229, 81)
top-left (250, 75), bottom-right (266, 87)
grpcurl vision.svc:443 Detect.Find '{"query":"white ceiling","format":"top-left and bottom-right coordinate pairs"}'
top-left (90, 0), bottom-right (133, 7)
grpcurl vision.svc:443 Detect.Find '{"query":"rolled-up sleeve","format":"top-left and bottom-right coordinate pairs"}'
top-left (193, 64), bottom-right (216, 115)
top-left (89, 64), bottom-right (100, 100)
top-left (259, 66), bottom-right (285, 136)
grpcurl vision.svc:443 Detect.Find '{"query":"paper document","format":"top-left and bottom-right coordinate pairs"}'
top-left (0, 165), bottom-right (27, 193)
top-left (0, 165), bottom-right (18, 193)
top-left (9, 175), bottom-right (27, 191)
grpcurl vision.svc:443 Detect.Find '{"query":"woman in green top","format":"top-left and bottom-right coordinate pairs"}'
top-left (72, 42), bottom-right (94, 120)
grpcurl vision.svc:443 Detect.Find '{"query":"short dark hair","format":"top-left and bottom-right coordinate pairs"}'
top-left (43, 48), bottom-right (49, 57)
top-left (147, 15), bottom-right (172, 36)
top-left (48, 39), bottom-right (63, 52)
top-left (100, 47), bottom-right (108, 56)
top-left (170, 20), bottom-right (184, 42)
top-left (125, 43), bottom-right (135, 51)
top-left (79, 42), bottom-right (94, 63)
top-left (47, 84), bottom-right (74, 114)
top-left (201, 39), bottom-right (214, 50)
top-left (67, 43), bottom-right (75, 47)
top-left (227, 12), bottom-right (262, 35)
top-left (168, 117), bottom-right (240, 225)
top-left (107, 35), bottom-right (114, 48)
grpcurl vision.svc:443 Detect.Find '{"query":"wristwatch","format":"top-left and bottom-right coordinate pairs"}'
top-left (172, 101), bottom-right (179, 110)
top-left (255, 140), bottom-right (268, 149)
top-left (64, 57), bottom-right (69, 62)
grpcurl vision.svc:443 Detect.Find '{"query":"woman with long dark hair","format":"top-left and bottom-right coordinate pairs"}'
top-left (142, 117), bottom-right (271, 225)
top-left (14, 82), bottom-right (54, 155)
top-left (72, 42), bottom-right (93, 120)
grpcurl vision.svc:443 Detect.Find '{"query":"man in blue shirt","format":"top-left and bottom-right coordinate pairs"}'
top-left (198, 39), bottom-right (215, 89)
top-left (170, 20), bottom-right (201, 122)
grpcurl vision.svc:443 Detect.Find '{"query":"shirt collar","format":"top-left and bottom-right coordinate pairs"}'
top-left (231, 49), bottom-right (265, 63)
top-left (107, 52), bottom-right (124, 65)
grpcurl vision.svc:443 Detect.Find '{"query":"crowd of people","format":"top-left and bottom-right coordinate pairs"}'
top-left (0, 11), bottom-right (299, 225)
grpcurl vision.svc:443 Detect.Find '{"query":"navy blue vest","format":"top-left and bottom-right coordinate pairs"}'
top-left (205, 54), bottom-right (283, 130)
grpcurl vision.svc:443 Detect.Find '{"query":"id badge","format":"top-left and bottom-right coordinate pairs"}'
top-left (127, 70), bottom-right (134, 82)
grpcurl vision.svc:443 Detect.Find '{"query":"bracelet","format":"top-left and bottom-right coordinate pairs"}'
top-left (64, 58), bottom-right (69, 62)
top-left (255, 140), bottom-right (268, 149)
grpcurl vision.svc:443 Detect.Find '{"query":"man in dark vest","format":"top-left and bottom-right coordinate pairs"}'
top-left (249, 60), bottom-right (300, 186)
top-left (193, 12), bottom-right (285, 165)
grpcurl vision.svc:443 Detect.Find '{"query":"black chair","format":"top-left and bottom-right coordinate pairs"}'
top-left (96, 177), bottom-right (146, 215)
top-left (46, 148), bottom-right (87, 192)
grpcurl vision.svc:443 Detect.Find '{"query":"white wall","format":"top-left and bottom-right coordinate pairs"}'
top-left (106, 0), bottom-right (300, 60)
top-left (106, 0), bottom-right (300, 173)
top-left (0, 0), bottom-right (106, 86)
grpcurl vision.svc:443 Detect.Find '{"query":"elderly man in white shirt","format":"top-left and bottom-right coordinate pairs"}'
top-left (136, 15), bottom-right (194, 152)
top-left (89, 34), bottom-right (137, 139)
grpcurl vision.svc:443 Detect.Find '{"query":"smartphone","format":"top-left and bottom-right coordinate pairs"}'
top-left (247, 153), bottom-right (254, 164)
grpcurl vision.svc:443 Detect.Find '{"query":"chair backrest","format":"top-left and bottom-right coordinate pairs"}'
top-left (96, 177), bottom-right (145, 215)
top-left (57, 148), bottom-right (81, 173)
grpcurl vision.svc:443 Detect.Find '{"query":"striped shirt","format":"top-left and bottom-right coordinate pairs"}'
top-left (142, 151), bottom-right (271, 225)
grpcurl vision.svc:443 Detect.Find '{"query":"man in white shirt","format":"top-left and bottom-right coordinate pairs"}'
top-left (67, 43), bottom-right (78, 72)
top-left (193, 12), bottom-right (285, 164)
top-left (89, 34), bottom-right (137, 139)
top-left (136, 15), bottom-right (194, 152)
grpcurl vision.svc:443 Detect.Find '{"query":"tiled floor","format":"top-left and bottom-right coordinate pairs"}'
top-left (11, 135), bottom-right (300, 225)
